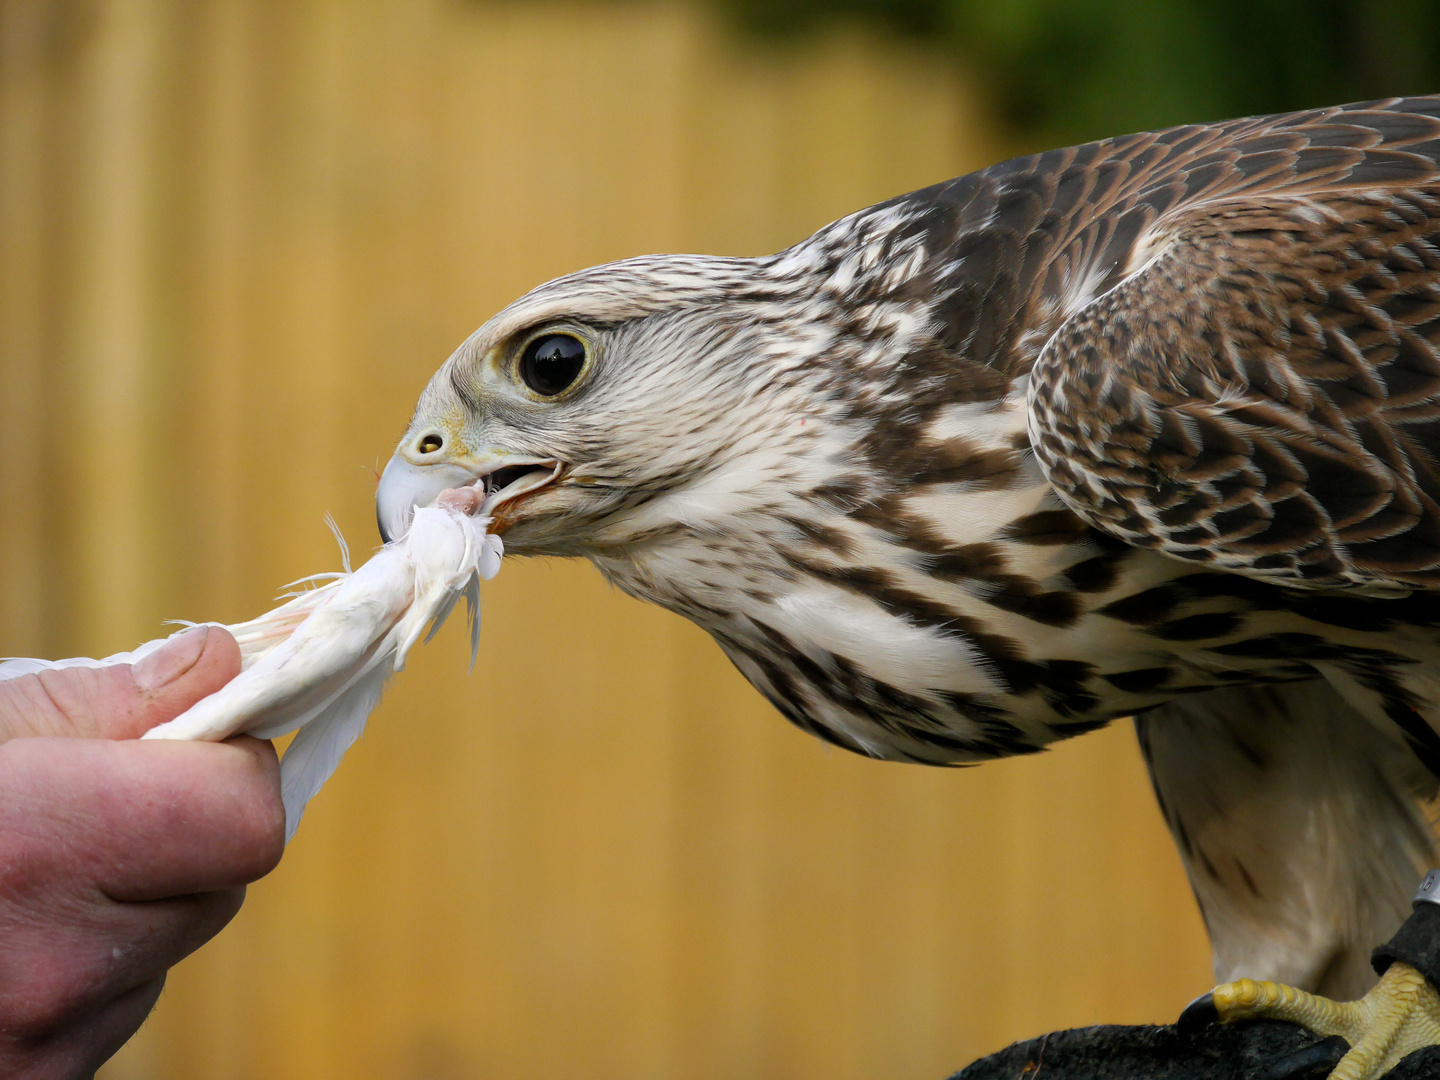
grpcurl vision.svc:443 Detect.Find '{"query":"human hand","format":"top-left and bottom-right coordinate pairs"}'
top-left (0, 625), bottom-right (284, 1078)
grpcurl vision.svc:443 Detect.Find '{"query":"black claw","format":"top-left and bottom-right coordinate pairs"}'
top-left (1255, 1035), bottom-right (1350, 1080)
top-left (1176, 992), bottom-right (1219, 1034)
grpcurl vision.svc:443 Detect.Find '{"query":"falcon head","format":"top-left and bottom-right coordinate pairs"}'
top-left (377, 252), bottom-right (799, 555)
top-left (375, 196), bottom-right (977, 564)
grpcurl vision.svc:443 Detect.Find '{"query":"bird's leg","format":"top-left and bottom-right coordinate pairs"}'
top-left (1183, 965), bottom-right (1440, 1079)
top-left (1181, 874), bottom-right (1440, 1079)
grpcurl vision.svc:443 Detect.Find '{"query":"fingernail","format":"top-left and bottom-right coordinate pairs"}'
top-left (133, 626), bottom-right (210, 690)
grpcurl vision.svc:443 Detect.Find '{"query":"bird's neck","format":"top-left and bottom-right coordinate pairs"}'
top-left (583, 386), bottom-right (1124, 758)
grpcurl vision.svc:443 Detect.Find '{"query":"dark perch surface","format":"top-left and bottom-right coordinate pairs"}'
top-left (950, 1020), bottom-right (1440, 1079)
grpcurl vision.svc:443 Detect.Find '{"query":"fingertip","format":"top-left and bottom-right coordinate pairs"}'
top-left (129, 625), bottom-right (242, 735)
top-left (222, 734), bottom-right (282, 799)
top-left (201, 625), bottom-right (243, 683)
top-left (226, 733), bottom-right (279, 771)
top-left (217, 736), bottom-right (285, 878)
top-left (145, 624), bottom-right (241, 696)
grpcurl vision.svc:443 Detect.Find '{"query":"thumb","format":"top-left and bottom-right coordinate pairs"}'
top-left (0, 625), bottom-right (242, 742)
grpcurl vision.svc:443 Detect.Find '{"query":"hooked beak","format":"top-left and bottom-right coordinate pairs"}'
top-left (376, 452), bottom-right (562, 543)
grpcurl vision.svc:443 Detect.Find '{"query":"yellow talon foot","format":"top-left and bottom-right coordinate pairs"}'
top-left (1182, 963), bottom-right (1440, 1079)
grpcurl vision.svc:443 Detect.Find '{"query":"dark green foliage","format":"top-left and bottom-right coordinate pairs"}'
top-left (714, 0), bottom-right (1440, 146)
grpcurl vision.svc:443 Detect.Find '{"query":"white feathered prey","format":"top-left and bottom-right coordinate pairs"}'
top-left (0, 501), bottom-right (502, 840)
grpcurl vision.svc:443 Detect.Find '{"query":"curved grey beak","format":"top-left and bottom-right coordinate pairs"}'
top-left (376, 455), bottom-right (480, 543)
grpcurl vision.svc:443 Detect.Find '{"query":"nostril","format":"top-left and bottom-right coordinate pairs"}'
top-left (417, 433), bottom-right (444, 455)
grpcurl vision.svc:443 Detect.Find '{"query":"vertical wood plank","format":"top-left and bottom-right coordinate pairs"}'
top-left (57, 0), bottom-right (172, 654)
top-left (0, 0), bottom-right (51, 656)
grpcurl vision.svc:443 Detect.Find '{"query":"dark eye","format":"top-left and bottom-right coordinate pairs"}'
top-left (519, 333), bottom-right (586, 396)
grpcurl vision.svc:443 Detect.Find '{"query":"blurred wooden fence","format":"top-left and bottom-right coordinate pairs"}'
top-left (0, 1), bottom-right (1212, 1077)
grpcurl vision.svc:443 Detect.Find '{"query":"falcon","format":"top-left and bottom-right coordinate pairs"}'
top-left (377, 96), bottom-right (1440, 1078)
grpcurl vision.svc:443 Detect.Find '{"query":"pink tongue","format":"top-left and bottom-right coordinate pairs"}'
top-left (433, 485), bottom-right (484, 515)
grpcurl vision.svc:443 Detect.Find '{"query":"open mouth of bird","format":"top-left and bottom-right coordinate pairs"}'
top-left (376, 452), bottom-right (565, 543)
top-left (479, 459), bottom-right (564, 513)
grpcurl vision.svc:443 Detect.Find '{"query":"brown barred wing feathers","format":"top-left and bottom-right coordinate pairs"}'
top-left (1028, 104), bottom-right (1440, 590)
